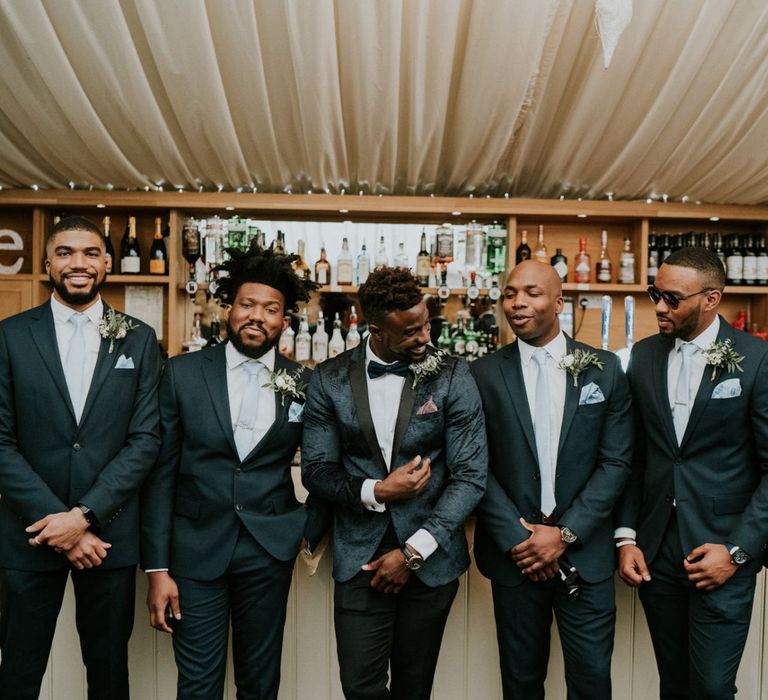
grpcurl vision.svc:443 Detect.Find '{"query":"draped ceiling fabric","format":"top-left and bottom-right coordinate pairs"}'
top-left (0, 0), bottom-right (767, 205)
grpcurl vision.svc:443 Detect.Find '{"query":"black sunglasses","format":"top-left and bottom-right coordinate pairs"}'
top-left (647, 285), bottom-right (713, 309)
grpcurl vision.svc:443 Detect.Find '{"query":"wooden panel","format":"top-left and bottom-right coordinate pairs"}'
top-left (0, 279), bottom-right (32, 319)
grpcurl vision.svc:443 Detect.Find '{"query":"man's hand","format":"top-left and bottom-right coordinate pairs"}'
top-left (63, 531), bottom-right (111, 570)
top-left (510, 518), bottom-right (566, 574)
top-left (27, 508), bottom-right (89, 551)
top-left (617, 544), bottom-right (652, 587)
top-left (362, 549), bottom-right (412, 594)
top-left (527, 561), bottom-right (560, 583)
top-left (683, 544), bottom-right (737, 591)
top-left (147, 571), bottom-right (181, 634)
top-left (373, 456), bottom-right (431, 503)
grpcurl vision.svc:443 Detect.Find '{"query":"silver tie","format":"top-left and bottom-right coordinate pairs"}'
top-left (533, 348), bottom-right (556, 517)
top-left (65, 313), bottom-right (88, 422)
top-left (234, 361), bottom-right (263, 460)
top-left (673, 342), bottom-right (697, 444)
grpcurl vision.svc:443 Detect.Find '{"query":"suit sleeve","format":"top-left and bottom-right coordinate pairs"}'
top-left (301, 367), bottom-right (366, 512)
top-left (80, 326), bottom-right (162, 524)
top-left (0, 324), bottom-right (69, 520)
top-left (558, 357), bottom-right (634, 543)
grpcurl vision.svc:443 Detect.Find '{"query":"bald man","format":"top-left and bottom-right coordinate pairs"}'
top-left (470, 261), bottom-right (633, 699)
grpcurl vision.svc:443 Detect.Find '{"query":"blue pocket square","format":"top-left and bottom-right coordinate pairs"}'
top-left (288, 402), bottom-right (304, 423)
top-left (579, 382), bottom-right (605, 406)
top-left (712, 378), bottom-right (742, 400)
top-left (115, 354), bottom-right (134, 369)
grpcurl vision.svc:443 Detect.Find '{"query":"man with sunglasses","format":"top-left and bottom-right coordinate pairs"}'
top-left (616, 246), bottom-right (768, 699)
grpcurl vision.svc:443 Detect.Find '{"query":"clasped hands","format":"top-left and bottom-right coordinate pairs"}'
top-left (26, 508), bottom-right (111, 570)
top-left (509, 518), bottom-right (566, 583)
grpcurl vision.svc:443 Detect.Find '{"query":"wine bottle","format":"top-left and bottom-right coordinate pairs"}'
top-left (757, 236), bottom-right (768, 286)
top-left (533, 226), bottom-right (547, 263)
top-left (743, 235), bottom-right (757, 285)
top-left (149, 217), bottom-right (167, 275)
top-left (647, 233), bottom-right (659, 284)
top-left (416, 230), bottom-right (431, 286)
top-left (103, 216), bottom-right (114, 274)
top-left (515, 229), bottom-right (531, 264)
top-left (574, 237), bottom-right (591, 284)
top-left (315, 245), bottom-right (331, 286)
top-left (726, 235), bottom-right (743, 286)
top-left (120, 216), bottom-right (141, 274)
top-left (595, 229), bottom-right (612, 283)
top-left (337, 237), bottom-right (354, 285)
top-left (551, 248), bottom-right (568, 282)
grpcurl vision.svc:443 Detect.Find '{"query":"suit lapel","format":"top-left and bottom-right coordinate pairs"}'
top-left (557, 336), bottom-right (580, 456)
top-left (349, 348), bottom-right (389, 477)
top-left (79, 333), bottom-right (113, 426)
top-left (653, 335), bottom-right (678, 450)
top-left (390, 373), bottom-right (417, 470)
top-left (243, 352), bottom-right (290, 461)
top-left (499, 342), bottom-right (537, 459)
top-left (30, 304), bottom-right (75, 419)
top-left (203, 344), bottom-right (238, 456)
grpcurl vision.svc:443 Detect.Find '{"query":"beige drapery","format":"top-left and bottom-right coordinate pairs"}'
top-left (0, 0), bottom-right (766, 205)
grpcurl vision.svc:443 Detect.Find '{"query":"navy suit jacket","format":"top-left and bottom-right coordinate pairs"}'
top-left (471, 336), bottom-right (633, 585)
top-left (301, 345), bottom-right (488, 587)
top-left (141, 343), bottom-right (330, 580)
top-left (0, 301), bottom-right (161, 571)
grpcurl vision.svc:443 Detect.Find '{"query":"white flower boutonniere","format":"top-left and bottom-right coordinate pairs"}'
top-left (703, 339), bottom-right (744, 381)
top-left (97, 308), bottom-right (138, 354)
top-left (558, 349), bottom-right (605, 387)
top-left (409, 350), bottom-right (447, 389)
top-left (263, 367), bottom-right (307, 406)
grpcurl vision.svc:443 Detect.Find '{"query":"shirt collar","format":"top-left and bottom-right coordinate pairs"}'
top-left (365, 336), bottom-right (401, 367)
top-left (674, 315), bottom-right (720, 353)
top-left (225, 341), bottom-right (276, 373)
top-left (517, 331), bottom-right (568, 367)
top-left (50, 294), bottom-right (103, 327)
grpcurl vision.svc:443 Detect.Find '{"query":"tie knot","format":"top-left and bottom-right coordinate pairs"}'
top-left (70, 312), bottom-right (88, 329)
top-left (243, 360), bottom-right (263, 377)
top-left (680, 342), bottom-right (697, 357)
top-left (367, 359), bottom-right (410, 380)
top-left (533, 347), bottom-right (549, 367)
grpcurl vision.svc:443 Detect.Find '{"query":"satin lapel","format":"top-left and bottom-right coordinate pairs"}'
top-left (499, 342), bottom-right (537, 459)
top-left (557, 336), bottom-right (579, 456)
top-left (245, 353), bottom-right (291, 460)
top-left (349, 352), bottom-right (389, 478)
top-left (79, 333), bottom-right (113, 425)
top-left (390, 374), bottom-right (417, 470)
top-left (202, 344), bottom-right (238, 456)
top-left (653, 335), bottom-right (678, 450)
top-left (30, 305), bottom-right (75, 419)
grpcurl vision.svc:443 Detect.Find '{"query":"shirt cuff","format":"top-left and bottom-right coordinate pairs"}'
top-left (406, 529), bottom-right (438, 560)
top-left (145, 568), bottom-right (169, 573)
top-left (361, 479), bottom-right (386, 512)
top-left (614, 527), bottom-right (637, 540)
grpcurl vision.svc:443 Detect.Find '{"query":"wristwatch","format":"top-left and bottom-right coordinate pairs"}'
top-left (76, 504), bottom-right (99, 527)
top-left (560, 526), bottom-right (579, 545)
top-left (726, 543), bottom-right (751, 566)
top-left (401, 545), bottom-right (424, 571)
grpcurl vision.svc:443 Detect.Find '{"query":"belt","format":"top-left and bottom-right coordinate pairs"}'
top-left (542, 514), bottom-right (556, 525)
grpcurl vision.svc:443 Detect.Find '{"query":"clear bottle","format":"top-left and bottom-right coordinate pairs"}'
top-left (120, 216), bottom-right (141, 274)
top-left (551, 248), bottom-right (568, 282)
top-left (278, 324), bottom-right (295, 359)
top-left (337, 237), bottom-right (354, 285)
top-left (374, 236), bottom-right (389, 269)
top-left (394, 241), bottom-right (410, 269)
top-left (311, 310), bottom-right (329, 364)
top-left (356, 242), bottom-right (371, 285)
top-left (149, 217), bottom-right (168, 275)
top-left (416, 230), bottom-right (431, 286)
top-left (103, 216), bottom-right (114, 274)
top-left (295, 310), bottom-right (311, 364)
top-left (595, 229), bottom-right (612, 283)
top-left (533, 225), bottom-right (547, 263)
top-left (346, 306), bottom-right (361, 350)
top-left (619, 237), bottom-right (635, 284)
top-left (574, 237), bottom-right (591, 284)
top-left (515, 229), bottom-right (531, 264)
top-left (434, 225), bottom-right (454, 265)
top-left (315, 245), bottom-right (331, 286)
top-left (328, 313), bottom-right (345, 357)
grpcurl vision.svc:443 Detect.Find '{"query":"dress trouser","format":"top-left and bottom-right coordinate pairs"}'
top-left (172, 526), bottom-right (295, 700)
top-left (639, 510), bottom-right (756, 700)
top-left (0, 565), bottom-right (136, 700)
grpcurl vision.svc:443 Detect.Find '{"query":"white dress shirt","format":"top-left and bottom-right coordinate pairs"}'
top-left (51, 294), bottom-right (103, 415)
top-left (360, 339), bottom-right (438, 559)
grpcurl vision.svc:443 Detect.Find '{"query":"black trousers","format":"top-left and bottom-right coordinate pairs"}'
top-left (639, 512), bottom-right (756, 700)
top-left (491, 574), bottom-right (615, 700)
top-left (0, 565), bottom-right (136, 700)
top-left (171, 527), bottom-right (295, 700)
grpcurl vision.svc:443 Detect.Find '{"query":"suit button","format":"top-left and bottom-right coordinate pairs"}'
top-left (665, 495), bottom-right (673, 503)
top-left (235, 504), bottom-right (243, 512)
top-left (532, 473), bottom-right (539, 481)
top-left (530, 511), bottom-right (539, 520)
top-left (235, 468), bottom-right (242, 475)
top-left (73, 443), bottom-right (81, 451)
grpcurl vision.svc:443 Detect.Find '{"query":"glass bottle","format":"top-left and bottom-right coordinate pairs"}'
top-left (533, 225), bottom-right (547, 263)
top-left (120, 216), bottom-right (141, 274)
top-left (315, 245), bottom-right (331, 286)
top-left (293, 239), bottom-right (311, 280)
top-left (595, 229), bottom-right (612, 283)
top-left (346, 306), bottom-right (361, 350)
top-left (574, 237), bottom-right (591, 284)
top-left (149, 217), bottom-right (168, 275)
top-left (208, 314), bottom-right (223, 347)
top-left (394, 241), bottom-right (410, 269)
top-left (647, 233), bottom-right (659, 284)
top-left (416, 230), bottom-right (432, 286)
top-left (278, 324), bottom-right (295, 359)
top-left (337, 237), bottom-right (354, 285)
top-left (374, 235), bottom-right (389, 269)
top-left (295, 310), bottom-right (311, 364)
top-left (515, 229), bottom-right (531, 264)
top-left (357, 242), bottom-right (371, 285)
top-left (619, 236), bottom-right (635, 284)
top-left (103, 216), bottom-right (114, 274)
top-left (551, 248), bottom-right (568, 282)
top-left (311, 310), bottom-right (329, 364)
top-left (328, 313), bottom-right (345, 357)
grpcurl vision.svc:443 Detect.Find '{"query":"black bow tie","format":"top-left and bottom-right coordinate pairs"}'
top-left (367, 359), bottom-right (410, 380)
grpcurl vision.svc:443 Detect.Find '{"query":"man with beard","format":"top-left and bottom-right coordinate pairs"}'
top-left (302, 267), bottom-right (487, 700)
top-left (0, 216), bottom-right (161, 699)
top-left (141, 243), bottom-right (329, 700)
top-left (616, 247), bottom-right (768, 699)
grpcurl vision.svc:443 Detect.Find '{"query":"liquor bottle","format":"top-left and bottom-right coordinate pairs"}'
top-left (434, 225), bottom-right (454, 265)
top-left (714, 233), bottom-right (726, 271)
top-left (315, 245), bottom-right (331, 285)
top-left (660, 233), bottom-right (672, 263)
top-left (394, 241), bottom-right (410, 269)
top-left (464, 319), bottom-right (480, 362)
top-left (486, 223), bottom-right (507, 276)
top-left (533, 225), bottom-right (547, 263)
top-left (619, 236), bottom-right (635, 284)
top-left (595, 229), bottom-right (612, 283)
top-left (466, 271), bottom-right (480, 306)
top-left (374, 236), bottom-right (389, 269)
top-left (436, 264), bottom-right (450, 305)
top-left (346, 306), bottom-right (361, 350)
top-left (437, 324), bottom-right (453, 353)
top-left (515, 230), bottom-right (531, 264)
top-left (311, 310), bottom-right (329, 364)
top-left (743, 235), bottom-right (757, 285)
top-left (336, 237), bottom-right (354, 285)
top-left (295, 310), bottom-right (311, 364)
top-left (293, 239), bottom-right (311, 280)
top-left (726, 235), bottom-right (743, 286)
top-left (274, 230), bottom-right (286, 254)
top-left (551, 248), bottom-right (568, 282)
top-left (732, 309), bottom-right (747, 331)
top-left (182, 218), bottom-right (202, 294)
top-left (452, 317), bottom-right (467, 357)
top-left (416, 230), bottom-right (431, 286)
top-left (103, 216), bottom-right (114, 274)
top-left (356, 242), bottom-right (371, 285)
top-left (573, 237), bottom-right (591, 283)
top-left (255, 229), bottom-right (266, 250)
top-left (278, 324), bottom-right (295, 359)
top-left (757, 236), bottom-right (768, 286)
top-left (328, 313), bottom-right (345, 357)
top-left (149, 217), bottom-right (168, 275)
top-left (120, 216), bottom-right (141, 274)
top-left (208, 314), bottom-right (223, 347)
top-left (647, 233), bottom-right (659, 284)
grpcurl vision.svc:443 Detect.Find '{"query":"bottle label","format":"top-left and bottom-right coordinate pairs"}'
top-left (149, 259), bottom-right (166, 274)
top-left (295, 338), bottom-right (311, 362)
top-left (726, 256), bottom-right (744, 280)
top-left (105, 253), bottom-right (113, 274)
top-left (597, 263), bottom-right (612, 283)
top-left (436, 234), bottom-right (454, 259)
top-left (743, 257), bottom-right (757, 281)
top-left (619, 255), bottom-right (635, 284)
top-left (416, 257), bottom-right (431, 278)
top-left (317, 268), bottom-right (328, 285)
top-left (757, 256), bottom-right (768, 281)
top-left (453, 339), bottom-right (466, 355)
top-left (312, 338), bottom-right (328, 363)
top-left (337, 261), bottom-right (353, 285)
top-left (553, 261), bottom-right (568, 280)
top-left (121, 257), bottom-right (140, 274)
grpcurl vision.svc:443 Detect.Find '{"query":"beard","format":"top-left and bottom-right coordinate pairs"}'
top-left (658, 306), bottom-right (700, 339)
top-left (50, 276), bottom-right (102, 307)
top-left (226, 319), bottom-right (279, 359)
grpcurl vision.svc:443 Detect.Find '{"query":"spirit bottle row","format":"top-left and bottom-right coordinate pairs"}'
top-left (101, 215), bottom-right (168, 276)
top-left (282, 306), bottom-right (362, 366)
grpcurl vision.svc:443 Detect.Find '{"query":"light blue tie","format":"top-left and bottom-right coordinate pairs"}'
top-left (65, 313), bottom-right (88, 422)
top-left (234, 361), bottom-right (264, 460)
top-left (673, 342), bottom-right (697, 444)
top-left (533, 348), bottom-right (556, 517)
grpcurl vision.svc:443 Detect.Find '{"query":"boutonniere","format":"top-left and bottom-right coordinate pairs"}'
top-left (409, 350), bottom-right (447, 389)
top-left (703, 339), bottom-right (744, 381)
top-left (558, 349), bottom-right (605, 387)
top-left (97, 308), bottom-right (138, 354)
top-left (263, 367), bottom-right (307, 406)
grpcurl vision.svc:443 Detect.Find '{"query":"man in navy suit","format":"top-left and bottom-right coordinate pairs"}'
top-left (141, 244), bottom-right (329, 700)
top-left (0, 216), bottom-right (162, 699)
top-left (302, 267), bottom-right (487, 700)
top-left (471, 260), bottom-right (633, 699)
top-left (617, 247), bottom-right (768, 699)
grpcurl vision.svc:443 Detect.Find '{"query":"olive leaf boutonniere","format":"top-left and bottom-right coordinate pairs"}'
top-left (409, 350), bottom-right (447, 389)
top-left (557, 349), bottom-right (605, 387)
top-left (263, 367), bottom-right (307, 405)
top-left (702, 339), bottom-right (744, 381)
top-left (97, 308), bottom-right (138, 353)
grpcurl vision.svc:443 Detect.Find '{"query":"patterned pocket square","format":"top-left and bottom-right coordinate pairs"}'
top-left (579, 382), bottom-right (605, 406)
top-left (115, 354), bottom-right (134, 369)
top-left (712, 378), bottom-right (742, 400)
top-left (416, 395), bottom-right (439, 415)
top-left (288, 402), bottom-right (304, 423)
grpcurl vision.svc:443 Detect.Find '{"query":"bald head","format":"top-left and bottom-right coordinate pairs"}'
top-left (503, 260), bottom-right (564, 346)
top-left (506, 260), bottom-right (563, 295)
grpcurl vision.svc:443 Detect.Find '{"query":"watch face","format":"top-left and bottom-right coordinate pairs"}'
top-left (561, 527), bottom-right (577, 544)
top-left (732, 549), bottom-right (750, 565)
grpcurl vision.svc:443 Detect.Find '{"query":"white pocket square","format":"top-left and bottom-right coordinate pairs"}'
top-left (712, 378), bottom-right (742, 399)
top-left (115, 354), bottom-right (134, 369)
top-left (288, 402), bottom-right (304, 423)
top-left (579, 382), bottom-right (605, 406)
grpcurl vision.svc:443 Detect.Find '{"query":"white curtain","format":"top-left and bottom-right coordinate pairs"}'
top-left (0, 0), bottom-right (766, 205)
